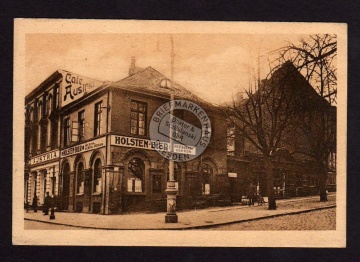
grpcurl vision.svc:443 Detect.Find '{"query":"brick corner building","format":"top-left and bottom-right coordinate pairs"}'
top-left (24, 60), bottom-right (230, 214)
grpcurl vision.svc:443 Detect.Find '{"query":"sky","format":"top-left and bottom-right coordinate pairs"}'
top-left (25, 33), bottom-right (306, 104)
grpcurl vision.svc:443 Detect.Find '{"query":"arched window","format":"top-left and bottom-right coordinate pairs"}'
top-left (93, 159), bottom-right (102, 193)
top-left (127, 158), bottom-right (144, 192)
top-left (201, 164), bottom-right (213, 195)
top-left (76, 162), bottom-right (84, 194)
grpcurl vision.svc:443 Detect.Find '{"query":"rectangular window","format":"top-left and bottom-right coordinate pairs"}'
top-left (227, 125), bottom-right (235, 156)
top-left (94, 101), bottom-right (102, 136)
top-left (50, 120), bottom-right (58, 150)
top-left (78, 110), bottom-right (85, 141)
top-left (64, 118), bottom-right (70, 146)
top-left (71, 121), bottom-right (79, 142)
top-left (46, 122), bottom-right (51, 147)
top-left (130, 101), bottom-right (147, 136)
top-left (54, 85), bottom-right (59, 109)
top-left (37, 124), bottom-right (41, 151)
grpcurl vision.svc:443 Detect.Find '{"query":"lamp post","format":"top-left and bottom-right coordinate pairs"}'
top-left (165, 90), bottom-right (178, 223)
top-left (160, 78), bottom-right (178, 223)
top-left (164, 35), bottom-right (178, 223)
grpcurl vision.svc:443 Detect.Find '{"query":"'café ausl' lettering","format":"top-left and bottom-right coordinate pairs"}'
top-left (30, 150), bottom-right (59, 165)
top-left (61, 71), bottom-right (104, 107)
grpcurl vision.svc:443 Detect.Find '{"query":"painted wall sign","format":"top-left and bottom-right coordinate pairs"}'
top-left (60, 70), bottom-right (104, 107)
top-left (110, 135), bottom-right (170, 151)
top-left (110, 135), bottom-right (196, 156)
top-left (60, 137), bottom-right (106, 157)
top-left (30, 150), bottom-right (60, 165)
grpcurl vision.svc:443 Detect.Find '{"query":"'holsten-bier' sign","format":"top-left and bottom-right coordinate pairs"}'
top-left (60, 70), bottom-right (104, 107)
top-left (110, 135), bottom-right (196, 155)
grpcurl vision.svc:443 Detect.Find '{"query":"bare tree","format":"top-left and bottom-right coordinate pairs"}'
top-left (277, 34), bottom-right (337, 201)
top-left (221, 62), bottom-right (301, 210)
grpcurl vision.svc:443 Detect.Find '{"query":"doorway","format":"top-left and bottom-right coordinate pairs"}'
top-left (61, 163), bottom-right (70, 210)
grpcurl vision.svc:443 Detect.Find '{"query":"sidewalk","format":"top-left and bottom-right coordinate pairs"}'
top-left (24, 193), bottom-right (336, 230)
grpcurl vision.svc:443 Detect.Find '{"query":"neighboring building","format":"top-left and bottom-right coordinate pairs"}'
top-left (226, 62), bottom-right (336, 201)
top-left (25, 59), bottom-right (230, 214)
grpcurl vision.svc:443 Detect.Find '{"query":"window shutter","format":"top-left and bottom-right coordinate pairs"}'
top-left (71, 121), bottom-right (79, 142)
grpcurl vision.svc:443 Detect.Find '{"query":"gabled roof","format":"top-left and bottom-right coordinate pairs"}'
top-left (113, 66), bottom-right (212, 107)
top-left (265, 61), bottom-right (330, 107)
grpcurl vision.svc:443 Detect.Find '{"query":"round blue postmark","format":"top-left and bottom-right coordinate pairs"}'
top-left (149, 99), bottom-right (211, 162)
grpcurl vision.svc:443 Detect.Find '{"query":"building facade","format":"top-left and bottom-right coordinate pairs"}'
top-left (226, 62), bottom-right (337, 201)
top-left (25, 62), bottom-right (230, 214)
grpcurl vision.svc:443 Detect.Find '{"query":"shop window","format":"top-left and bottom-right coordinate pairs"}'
top-left (76, 162), bottom-right (84, 194)
top-left (78, 110), bottom-right (85, 142)
top-left (63, 117), bottom-right (71, 146)
top-left (93, 159), bottom-right (102, 193)
top-left (94, 101), bottom-right (102, 136)
top-left (127, 158), bottom-right (144, 192)
top-left (152, 175), bottom-right (162, 193)
top-left (201, 164), bottom-right (213, 195)
top-left (130, 101), bottom-right (147, 136)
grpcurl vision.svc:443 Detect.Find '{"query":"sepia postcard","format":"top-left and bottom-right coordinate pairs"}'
top-left (13, 19), bottom-right (347, 247)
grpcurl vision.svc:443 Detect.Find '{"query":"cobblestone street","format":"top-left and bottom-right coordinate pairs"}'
top-left (210, 207), bottom-right (336, 230)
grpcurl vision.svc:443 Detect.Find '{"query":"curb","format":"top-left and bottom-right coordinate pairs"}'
top-left (24, 204), bottom-right (336, 230)
top-left (188, 204), bottom-right (336, 230)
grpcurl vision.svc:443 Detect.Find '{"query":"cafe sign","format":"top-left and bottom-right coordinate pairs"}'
top-left (60, 70), bottom-right (104, 108)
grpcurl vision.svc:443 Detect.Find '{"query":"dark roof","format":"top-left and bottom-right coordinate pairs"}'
top-left (113, 67), bottom-right (212, 107)
top-left (265, 61), bottom-right (330, 107)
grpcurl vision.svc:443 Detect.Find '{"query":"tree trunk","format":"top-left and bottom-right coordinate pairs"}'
top-left (264, 157), bottom-right (276, 210)
top-left (319, 163), bottom-right (328, 202)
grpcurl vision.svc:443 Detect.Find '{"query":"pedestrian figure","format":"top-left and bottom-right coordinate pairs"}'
top-left (248, 183), bottom-right (255, 206)
top-left (32, 193), bottom-right (38, 212)
top-left (43, 192), bottom-right (51, 215)
top-left (258, 190), bottom-right (263, 206)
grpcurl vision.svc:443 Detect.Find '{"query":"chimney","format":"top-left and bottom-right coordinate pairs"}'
top-left (129, 56), bottom-right (136, 76)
